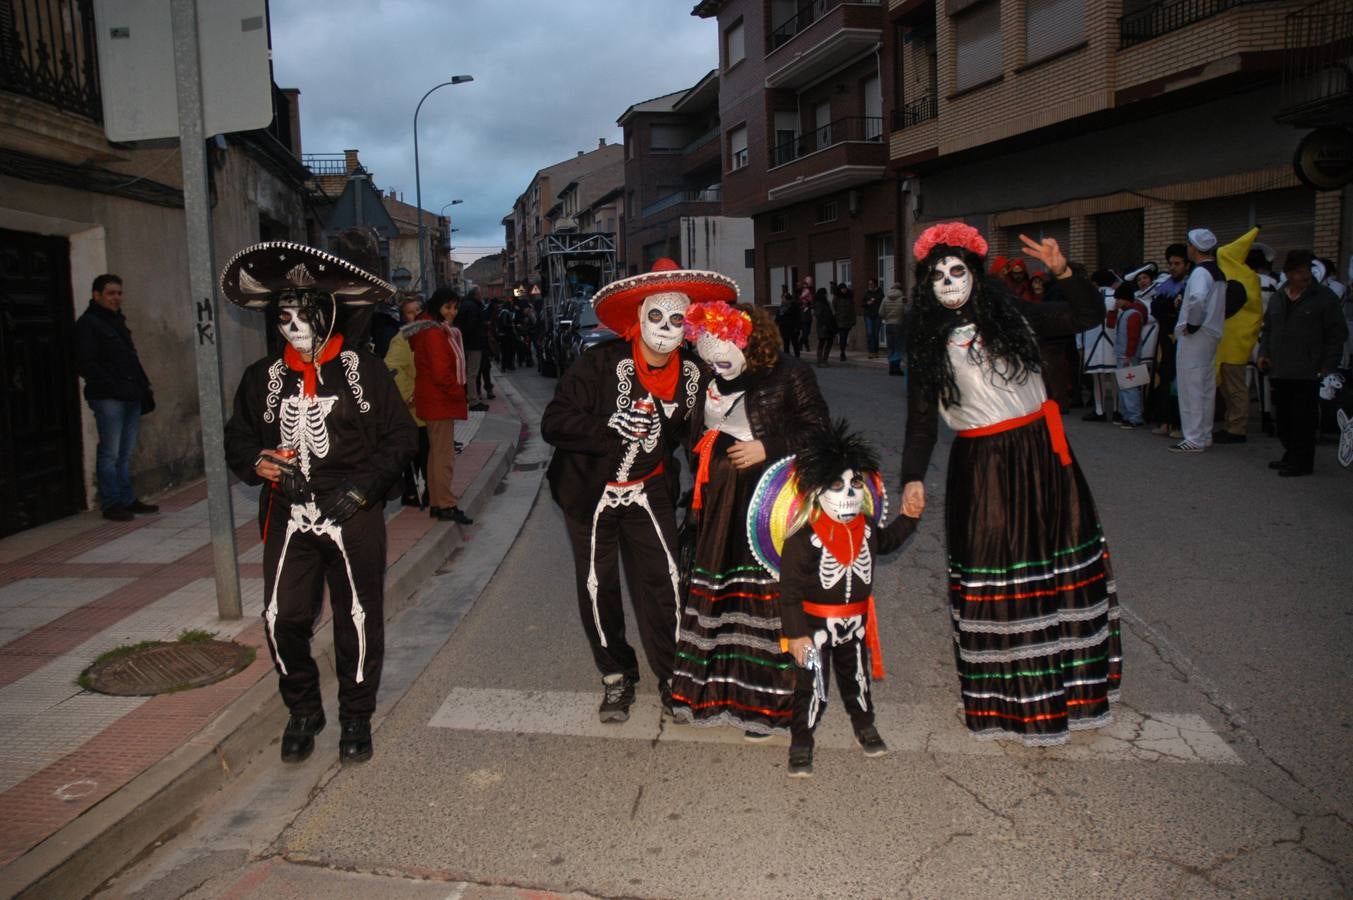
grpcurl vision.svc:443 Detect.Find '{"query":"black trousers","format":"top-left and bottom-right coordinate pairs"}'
top-left (262, 502), bottom-right (386, 720)
top-left (401, 426), bottom-right (430, 502)
top-left (789, 618), bottom-right (875, 749)
top-left (816, 328), bottom-right (835, 364)
top-left (562, 478), bottom-right (679, 684)
top-left (1272, 378), bottom-right (1319, 472)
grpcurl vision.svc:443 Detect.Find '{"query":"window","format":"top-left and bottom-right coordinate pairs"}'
top-left (729, 125), bottom-right (748, 171)
top-left (1025, 0), bottom-right (1084, 64)
top-left (770, 213), bottom-right (789, 234)
top-left (876, 234), bottom-right (895, 287)
top-left (650, 124), bottom-right (687, 153)
top-left (953, 2), bottom-right (1002, 92)
top-left (725, 19), bottom-right (745, 68)
top-left (773, 111), bottom-right (799, 167)
top-left (744, 248), bottom-right (756, 269)
top-left (816, 200), bottom-right (838, 224)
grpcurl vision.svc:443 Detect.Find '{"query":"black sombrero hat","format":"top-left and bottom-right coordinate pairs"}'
top-left (219, 241), bottom-right (394, 310)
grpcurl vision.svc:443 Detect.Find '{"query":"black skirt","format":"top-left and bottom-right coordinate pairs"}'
top-left (944, 414), bottom-right (1122, 746)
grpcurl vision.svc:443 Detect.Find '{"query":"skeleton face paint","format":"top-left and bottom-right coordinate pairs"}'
top-left (694, 333), bottom-right (746, 381)
top-left (640, 291), bottom-right (689, 355)
top-left (818, 467), bottom-right (865, 523)
top-left (930, 255), bottom-right (973, 310)
top-left (277, 301), bottom-right (317, 356)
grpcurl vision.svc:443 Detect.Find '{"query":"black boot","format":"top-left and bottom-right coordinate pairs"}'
top-left (339, 718), bottom-right (373, 763)
top-left (280, 711), bottom-right (326, 763)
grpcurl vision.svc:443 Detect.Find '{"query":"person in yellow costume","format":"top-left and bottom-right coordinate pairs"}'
top-left (1213, 227), bottom-right (1264, 443)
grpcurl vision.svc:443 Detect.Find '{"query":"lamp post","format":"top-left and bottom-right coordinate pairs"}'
top-left (414, 76), bottom-right (473, 291)
top-left (440, 199), bottom-right (463, 218)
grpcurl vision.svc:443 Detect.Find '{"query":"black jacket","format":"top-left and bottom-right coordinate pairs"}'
top-left (458, 297), bottom-right (485, 352)
top-left (542, 338), bottom-right (705, 514)
top-left (1259, 283), bottom-right (1348, 381)
top-left (689, 353), bottom-right (829, 462)
top-left (74, 301), bottom-right (150, 403)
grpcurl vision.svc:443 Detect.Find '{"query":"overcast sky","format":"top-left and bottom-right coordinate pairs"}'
top-left (270, 1), bottom-right (717, 266)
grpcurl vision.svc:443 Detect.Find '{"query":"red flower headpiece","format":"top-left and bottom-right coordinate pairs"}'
top-left (684, 300), bottom-right (753, 348)
top-left (913, 222), bottom-right (989, 261)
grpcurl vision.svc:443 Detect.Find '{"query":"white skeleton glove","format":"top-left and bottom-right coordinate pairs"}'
top-left (607, 403), bottom-right (663, 445)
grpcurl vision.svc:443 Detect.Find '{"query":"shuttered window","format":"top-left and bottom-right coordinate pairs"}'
top-left (726, 19), bottom-right (745, 68)
top-left (729, 125), bottom-right (748, 171)
top-left (1187, 188), bottom-right (1315, 269)
top-left (650, 124), bottom-right (687, 153)
top-left (1025, 0), bottom-right (1084, 64)
top-left (954, 2), bottom-right (1002, 92)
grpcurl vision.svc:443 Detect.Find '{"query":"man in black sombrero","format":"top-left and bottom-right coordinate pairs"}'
top-left (542, 258), bottom-right (726, 723)
top-left (222, 242), bottom-right (417, 764)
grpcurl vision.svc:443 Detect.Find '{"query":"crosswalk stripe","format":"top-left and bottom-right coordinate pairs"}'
top-left (427, 687), bottom-right (1240, 764)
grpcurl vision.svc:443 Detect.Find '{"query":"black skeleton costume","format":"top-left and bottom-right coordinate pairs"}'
top-left (221, 242), bottom-right (416, 763)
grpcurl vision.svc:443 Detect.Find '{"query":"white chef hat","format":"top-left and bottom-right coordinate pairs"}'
top-left (1187, 228), bottom-right (1217, 252)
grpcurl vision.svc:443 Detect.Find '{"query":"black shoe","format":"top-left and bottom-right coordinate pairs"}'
top-left (470, 402), bottom-right (490, 412)
top-left (280, 711), bottom-right (326, 763)
top-left (486, 391), bottom-right (496, 399)
top-left (126, 499), bottom-right (159, 514)
top-left (743, 730), bottom-right (773, 743)
top-left (428, 506), bottom-right (443, 518)
top-left (1267, 460), bottom-right (1290, 470)
top-left (1111, 412), bottom-right (1124, 423)
top-left (660, 679), bottom-right (676, 719)
top-left (839, 354), bottom-right (847, 362)
top-left (1278, 467), bottom-right (1313, 477)
top-left (598, 674), bottom-right (636, 723)
top-left (433, 506), bottom-right (473, 525)
top-left (1081, 412), bottom-right (1106, 422)
top-left (854, 725), bottom-right (889, 757)
top-left (101, 505), bottom-right (134, 522)
top-left (1213, 431), bottom-right (1247, 444)
top-left (338, 718), bottom-right (372, 764)
top-left (787, 745), bottom-right (813, 778)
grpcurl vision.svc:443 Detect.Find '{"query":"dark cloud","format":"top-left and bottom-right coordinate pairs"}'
top-left (271, 1), bottom-right (716, 264)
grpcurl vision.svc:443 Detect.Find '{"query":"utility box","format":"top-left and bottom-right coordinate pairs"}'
top-left (93, 0), bottom-right (273, 142)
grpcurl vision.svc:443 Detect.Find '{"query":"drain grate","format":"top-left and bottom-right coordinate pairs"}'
top-left (82, 641), bottom-right (254, 696)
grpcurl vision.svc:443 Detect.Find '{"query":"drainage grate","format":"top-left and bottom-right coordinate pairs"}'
top-left (82, 641), bottom-right (254, 696)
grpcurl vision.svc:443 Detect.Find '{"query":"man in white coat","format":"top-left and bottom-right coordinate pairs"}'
top-left (1170, 228), bottom-right (1227, 453)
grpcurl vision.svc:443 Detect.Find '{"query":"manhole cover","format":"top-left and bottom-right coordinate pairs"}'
top-left (82, 641), bottom-right (254, 696)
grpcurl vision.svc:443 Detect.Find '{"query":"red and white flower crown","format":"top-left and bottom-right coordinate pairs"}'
top-left (684, 300), bottom-right (752, 348)
top-left (913, 222), bottom-right (989, 261)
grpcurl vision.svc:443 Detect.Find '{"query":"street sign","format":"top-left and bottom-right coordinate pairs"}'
top-left (93, 0), bottom-right (272, 142)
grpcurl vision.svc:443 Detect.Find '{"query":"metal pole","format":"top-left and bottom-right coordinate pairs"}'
top-left (413, 79), bottom-right (471, 292)
top-left (170, 0), bottom-right (241, 619)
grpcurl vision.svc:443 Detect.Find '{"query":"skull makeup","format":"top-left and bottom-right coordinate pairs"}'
top-left (639, 291), bottom-right (690, 356)
top-left (694, 333), bottom-right (746, 381)
top-left (276, 291), bottom-right (334, 357)
top-left (930, 255), bottom-right (973, 310)
top-left (817, 468), bottom-right (864, 523)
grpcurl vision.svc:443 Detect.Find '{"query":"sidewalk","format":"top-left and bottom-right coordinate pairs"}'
top-left (0, 393), bottom-right (523, 898)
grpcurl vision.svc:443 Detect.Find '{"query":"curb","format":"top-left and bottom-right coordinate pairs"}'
top-left (8, 410), bottom-right (524, 900)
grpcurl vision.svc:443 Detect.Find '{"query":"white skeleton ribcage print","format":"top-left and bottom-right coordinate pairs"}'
top-left (279, 393), bottom-right (338, 478)
top-left (811, 529), bottom-right (872, 601)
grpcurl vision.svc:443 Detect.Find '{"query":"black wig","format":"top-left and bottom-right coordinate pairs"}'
top-left (795, 418), bottom-right (881, 496)
top-left (905, 244), bottom-right (1043, 407)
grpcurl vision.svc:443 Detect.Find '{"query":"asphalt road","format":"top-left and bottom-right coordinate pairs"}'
top-left (106, 361), bottom-right (1352, 899)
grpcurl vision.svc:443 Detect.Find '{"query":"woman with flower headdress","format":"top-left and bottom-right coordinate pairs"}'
top-left (668, 301), bottom-right (830, 737)
top-left (900, 223), bottom-right (1121, 747)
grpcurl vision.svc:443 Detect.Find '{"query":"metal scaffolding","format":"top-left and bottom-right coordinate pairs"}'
top-left (538, 231), bottom-right (618, 315)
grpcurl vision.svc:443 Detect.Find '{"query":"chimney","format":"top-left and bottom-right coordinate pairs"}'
top-left (598, 137), bottom-right (606, 148)
top-left (577, 150), bottom-right (584, 158)
top-left (343, 149), bottom-right (360, 174)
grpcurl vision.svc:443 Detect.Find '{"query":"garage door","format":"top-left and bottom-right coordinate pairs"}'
top-left (1188, 187), bottom-right (1315, 268)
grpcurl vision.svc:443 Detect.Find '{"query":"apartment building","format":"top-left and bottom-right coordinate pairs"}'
top-left (693, 0), bottom-right (897, 313)
top-left (887, 0), bottom-right (1351, 282)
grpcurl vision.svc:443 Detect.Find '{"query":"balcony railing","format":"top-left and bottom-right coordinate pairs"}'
top-left (0, 0), bottom-right (102, 122)
top-left (682, 125), bottom-right (720, 155)
top-left (303, 154), bottom-right (348, 176)
top-left (1119, 0), bottom-right (1272, 49)
top-left (769, 0), bottom-right (882, 51)
top-left (640, 187), bottom-right (723, 218)
top-left (770, 116), bottom-right (884, 168)
top-left (1277, 0), bottom-right (1353, 126)
top-left (891, 94), bottom-right (937, 130)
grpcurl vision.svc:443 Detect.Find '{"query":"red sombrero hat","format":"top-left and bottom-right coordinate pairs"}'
top-left (592, 258), bottom-right (738, 336)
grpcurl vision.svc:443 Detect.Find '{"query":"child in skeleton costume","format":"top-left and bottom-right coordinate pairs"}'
top-left (221, 242), bottom-right (417, 765)
top-left (541, 259), bottom-right (724, 723)
top-left (667, 302), bottom-right (829, 737)
top-left (901, 223), bottom-right (1120, 747)
top-left (748, 422), bottom-right (919, 777)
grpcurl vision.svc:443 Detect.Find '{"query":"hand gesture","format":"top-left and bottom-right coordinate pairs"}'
top-left (786, 636), bottom-right (813, 667)
top-left (254, 448), bottom-right (287, 484)
top-left (901, 480), bottom-right (925, 518)
top-left (726, 439), bottom-right (767, 470)
top-left (1018, 234), bottom-right (1068, 279)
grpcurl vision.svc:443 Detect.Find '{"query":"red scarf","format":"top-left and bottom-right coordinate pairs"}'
top-left (810, 511), bottom-right (866, 566)
top-left (629, 337), bottom-right (679, 402)
top-left (283, 333), bottom-right (344, 397)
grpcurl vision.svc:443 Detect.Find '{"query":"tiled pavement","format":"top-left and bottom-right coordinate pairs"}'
top-left (0, 409), bottom-right (497, 873)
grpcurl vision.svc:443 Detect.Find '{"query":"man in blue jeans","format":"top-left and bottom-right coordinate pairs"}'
top-left (75, 274), bottom-right (158, 521)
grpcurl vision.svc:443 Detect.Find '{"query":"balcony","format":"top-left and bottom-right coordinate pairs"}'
top-left (765, 1), bottom-right (883, 90)
top-left (640, 187), bottom-right (723, 219)
top-left (766, 116), bottom-right (886, 202)
top-left (1119, 0), bottom-right (1272, 49)
top-left (0, 0), bottom-right (102, 122)
top-left (1276, 0), bottom-right (1353, 127)
top-left (891, 94), bottom-right (937, 130)
top-left (303, 153), bottom-right (348, 176)
top-left (682, 126), bottom-right (723, 175)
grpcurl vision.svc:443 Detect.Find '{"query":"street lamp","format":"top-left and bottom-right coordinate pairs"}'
top-left (414, 76), bottom-right (473, 291)
top-left (440, 199), bottom-right (463, 218)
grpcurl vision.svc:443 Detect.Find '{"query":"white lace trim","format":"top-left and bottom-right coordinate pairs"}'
top-left (958, 625), bottom-right (1110, 663)
top-left (952, 599), bottom-right (1110, 635)
top-left (680, 632), bottom-right (784, 655)
top-left (690, 573), bottom-right (778, 589)
top-left (667, 707), bottom-right (788, 735)
top-left (682, 609), bottom-right (782, 632)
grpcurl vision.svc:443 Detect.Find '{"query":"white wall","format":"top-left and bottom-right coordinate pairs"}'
top-left (679, 216), bottom-right (756, 303)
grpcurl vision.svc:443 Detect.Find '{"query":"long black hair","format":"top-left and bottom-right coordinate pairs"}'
top-left (905, 245), bottom-right (1042, 407)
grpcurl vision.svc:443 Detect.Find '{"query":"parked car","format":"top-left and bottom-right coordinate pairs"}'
top-left (568, 299), bottom-right (617, 362)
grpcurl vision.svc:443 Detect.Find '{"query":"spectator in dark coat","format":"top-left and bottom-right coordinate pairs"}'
top-left (458, 289), bottom-right (488, 410)
top-left (832, 282), bottom-right (856, 361)
top-left (1258, 250), bottom-right (1349, 476)
top-left (74, 274), bottom-right (157, 521)
top-left (813, 287), bottom-right (836, 367)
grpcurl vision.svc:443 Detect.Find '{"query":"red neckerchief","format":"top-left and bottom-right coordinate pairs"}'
top-left (283, 333), bottom-right (344, 397)
top-left (629, 337), bottom-right (679, 402)
top-left (810, 511), bottom-right (866, 565)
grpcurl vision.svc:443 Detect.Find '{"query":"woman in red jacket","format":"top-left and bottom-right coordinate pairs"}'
top-left (411, 288), bottom-right (473, 524)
